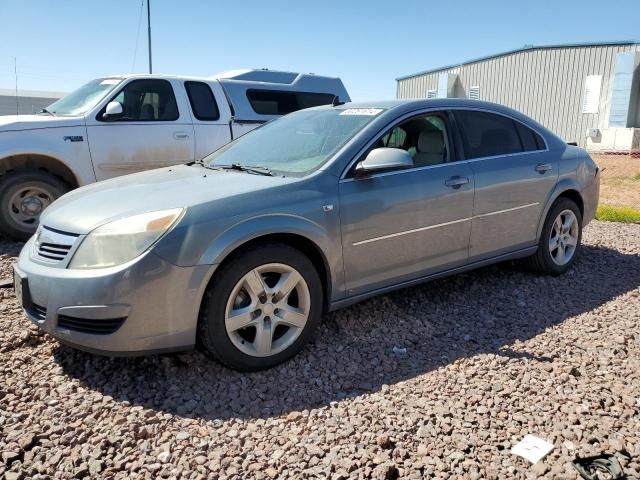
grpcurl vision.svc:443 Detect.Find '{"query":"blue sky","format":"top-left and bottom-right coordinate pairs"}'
top-left (1, 0), bottom-right (638, 100)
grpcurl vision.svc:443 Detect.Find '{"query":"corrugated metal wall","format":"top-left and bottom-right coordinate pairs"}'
top-left (397, 44), bottom-right (640, 147)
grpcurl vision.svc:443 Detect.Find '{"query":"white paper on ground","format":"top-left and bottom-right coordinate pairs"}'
top-left (511, 435), bottom-right (554, 464)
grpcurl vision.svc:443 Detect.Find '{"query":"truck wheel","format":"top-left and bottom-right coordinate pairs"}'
top-left (198, 243), bottom-right (323, 371)
top-left (0, 171), bottom-right (68, 240)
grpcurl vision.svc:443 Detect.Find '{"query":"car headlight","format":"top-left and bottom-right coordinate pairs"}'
top-left (68, 208), bottom-right (184, 269)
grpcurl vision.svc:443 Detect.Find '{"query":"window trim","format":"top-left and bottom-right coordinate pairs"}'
top-left (245, 89), bottom-right (336, 115)
top-left (184, 81), bottom-right (220, 121)
top-left (341, 109), bottom-right (457, 180)
top-left (339, 107), bottom-right (549, 181)
top-left (96, 78), bottom-right (180, 123)
top-left (450, 107), bottom-right (549, 160)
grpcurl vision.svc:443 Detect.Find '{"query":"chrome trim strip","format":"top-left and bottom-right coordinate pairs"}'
top-left (353, 217), bottom-right (472, 246)
top-left (473, 202), bottom-right (540, 219)
top-left (352, 202), bottom-right (540, 246)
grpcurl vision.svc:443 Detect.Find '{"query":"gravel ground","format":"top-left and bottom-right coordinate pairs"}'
top-left (1, 220), bottom-right (639, 480)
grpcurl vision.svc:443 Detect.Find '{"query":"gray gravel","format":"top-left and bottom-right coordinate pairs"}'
top-left (1, 220), bottom-right (639, 479)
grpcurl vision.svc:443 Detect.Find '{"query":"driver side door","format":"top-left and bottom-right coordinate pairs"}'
top-left (338, 112), bottom-right (475, 296)
top-left (86, 78), bottom-right (195, 181)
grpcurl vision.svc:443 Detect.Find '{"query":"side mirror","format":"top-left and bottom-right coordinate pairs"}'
top-left (103, 101), bottom-right (123, 120)
top-left (355, 148), bottom-right (414, 177)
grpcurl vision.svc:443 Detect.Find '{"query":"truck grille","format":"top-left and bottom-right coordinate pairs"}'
top-left (34, 227), bottom-right (79, 265)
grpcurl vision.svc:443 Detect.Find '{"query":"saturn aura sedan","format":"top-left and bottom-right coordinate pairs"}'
top-left (14, 99), bottom-right (600, 371)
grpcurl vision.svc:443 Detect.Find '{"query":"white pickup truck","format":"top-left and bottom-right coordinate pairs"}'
top-left (0, 69), bottom-right (350, 239)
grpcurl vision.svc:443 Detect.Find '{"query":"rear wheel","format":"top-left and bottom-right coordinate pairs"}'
top-left (527, 197), bottom-right (582, 275)
top-left (198, 243), bottom-right (323, 371)
top-left (0, 171), bottom-right (68, 240)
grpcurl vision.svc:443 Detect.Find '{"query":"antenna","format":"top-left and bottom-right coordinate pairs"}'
top-left (14, 57), bottom-right (18, 115)
top-left (147, 0), bottom-right (153, 74)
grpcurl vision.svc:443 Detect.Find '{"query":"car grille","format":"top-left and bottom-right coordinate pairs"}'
top-left (57, 315), bottom-right (126, 335)
top-left (27, 303), bottom-right (47, 321)
top-left (35, 227), bottom-right (79, 265)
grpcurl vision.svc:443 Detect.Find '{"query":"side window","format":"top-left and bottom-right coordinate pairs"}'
top-left (515, 121), bottom-right (546, 151)
top-left (185, 81), bottom-right (220, 121)
top-left (102, 79), bottom-right (178, 121)
top-left (454, 110), bottom-right (523, 159)
top-left (357, 113), bottom-right (450, 175)
top-left (247, 90), bottom-right (335, 115)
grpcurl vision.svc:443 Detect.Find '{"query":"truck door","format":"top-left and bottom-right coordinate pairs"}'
top-left (85, 78), bottom-right (195, 181)
top-left (183, 81), bottom-right (232, 160)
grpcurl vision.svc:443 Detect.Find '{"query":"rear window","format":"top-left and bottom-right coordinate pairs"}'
top-left (185, 81), bottom-right (220, 121)
top-left (455, 110), bottom-right (523, 159)
top-left (246, 90), bottom-right (335, 115)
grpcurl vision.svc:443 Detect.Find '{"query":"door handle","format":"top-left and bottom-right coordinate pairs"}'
top-left (445, 176), bottom-right (469, 188)
top-left (535, 163), bottom-right (552, 173)
top-left (173, 132), bottom-right (190, 140)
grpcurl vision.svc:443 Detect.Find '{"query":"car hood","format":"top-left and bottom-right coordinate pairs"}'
top-left (0, 114), bottom-right (84, 131)
top-left (41, 165), bottom-right (293, 234)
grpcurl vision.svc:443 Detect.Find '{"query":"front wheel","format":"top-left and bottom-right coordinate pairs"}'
top-left (198, 243), bottom-right (323, 371)
top-left (0, 171), bottom-right (68, 240)
top-left (527, 197), bottom-right (582, 275)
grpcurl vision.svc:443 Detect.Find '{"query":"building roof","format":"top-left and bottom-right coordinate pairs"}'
top-left (396, 40), bottom-right (640, 81)
top-left (0, 88), bottom-right (66, 98)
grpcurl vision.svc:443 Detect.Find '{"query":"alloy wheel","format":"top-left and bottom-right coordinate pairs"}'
top-left (224, 263), bottom-right (311, 357)
top-left (549, 209), bottom-right (579, 266)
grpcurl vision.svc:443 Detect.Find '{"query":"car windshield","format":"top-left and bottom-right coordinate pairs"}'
top-left (203, 107), bottom-right (384, 176)
top-left (45, 78), bottom-right (123, 116)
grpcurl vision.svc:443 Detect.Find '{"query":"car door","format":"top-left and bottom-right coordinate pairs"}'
top-left (86, 78), bottom-right (195, 181)
top-left (339, 112), bottom-right (475, 296)
top-left (453, 109), bottom-right (559, 261)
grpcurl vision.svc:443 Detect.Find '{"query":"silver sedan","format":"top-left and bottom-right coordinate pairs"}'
top-left (14, 99), bottom-right (600, 371)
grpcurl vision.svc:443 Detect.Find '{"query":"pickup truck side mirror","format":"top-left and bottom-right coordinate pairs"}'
top-left (103, 101), bottom-right (124, 120)
top-left (355, 148), bottom-right (414, 177)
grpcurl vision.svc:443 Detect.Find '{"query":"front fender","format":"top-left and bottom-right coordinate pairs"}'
top-left (198, 213), bottom-right (344, 301)
top-left (0, 127), bottom-right (95, 185)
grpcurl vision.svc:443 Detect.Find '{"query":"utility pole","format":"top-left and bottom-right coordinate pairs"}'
top-left (147, 0), bottom-right (152, 74)
top-left (14, 57), bottom-right (18, 115)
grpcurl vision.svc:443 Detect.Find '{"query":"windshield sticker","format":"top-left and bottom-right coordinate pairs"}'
top-left (100, 79), bottom-right (120, 85)
top-left (339, 108), bottom-right (383, 116)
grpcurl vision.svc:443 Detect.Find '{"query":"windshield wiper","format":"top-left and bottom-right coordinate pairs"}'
top-left (38, 108), bottom-right (55, 116)
top-left (215, 163), bottom-right (274, 176)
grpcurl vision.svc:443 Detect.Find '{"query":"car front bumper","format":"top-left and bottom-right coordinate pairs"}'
top-left (15, 237), bottom-right (213, 355)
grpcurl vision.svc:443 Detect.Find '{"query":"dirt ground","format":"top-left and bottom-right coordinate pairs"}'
top-left (592, 154), bottom-right (640, 210)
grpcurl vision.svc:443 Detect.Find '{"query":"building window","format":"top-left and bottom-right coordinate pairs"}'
top-left (469, 86), bottom-right (480, 100)
top-left (426, 90), bottom-right (437, 99)
top-left (582, 75), bottom-right (602, 114)
top-left (246, 90), bottom-right (335, 115)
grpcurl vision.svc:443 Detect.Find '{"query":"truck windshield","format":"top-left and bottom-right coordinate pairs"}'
top-left (45, 78), bottom-right (123, 116)
top-left (204, 107), bottom-right (384, 176)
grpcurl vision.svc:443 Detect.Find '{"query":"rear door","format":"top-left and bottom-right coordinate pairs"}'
top-left (86, 78), bottom-right (195, 180)
top-left (339, 111), bottom-right (475, 295)
top-left (453, 109), bottom-right (558, 261)
top-left (184, 81), bottom-right (232, 159)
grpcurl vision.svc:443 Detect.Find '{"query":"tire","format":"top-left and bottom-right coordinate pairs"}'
top-left (0, 171), bottom-right (69, 240)
top-left (198, 243), bottom-right (323, 371)
top-left (526, 197), bottom-right (582, 275)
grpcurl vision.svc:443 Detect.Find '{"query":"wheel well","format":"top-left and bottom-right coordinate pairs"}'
top-left (0, 154), bottom-right (79, 188)
top-left (557, 189), bottom-right (584, 219)
top-left (212, 233), bottom-right (332, 312)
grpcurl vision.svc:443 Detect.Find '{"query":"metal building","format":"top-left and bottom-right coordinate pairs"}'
top-left (0, 88), bottom-right (65, 116)
top-left (396, 41), bottom-right (640, 152)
